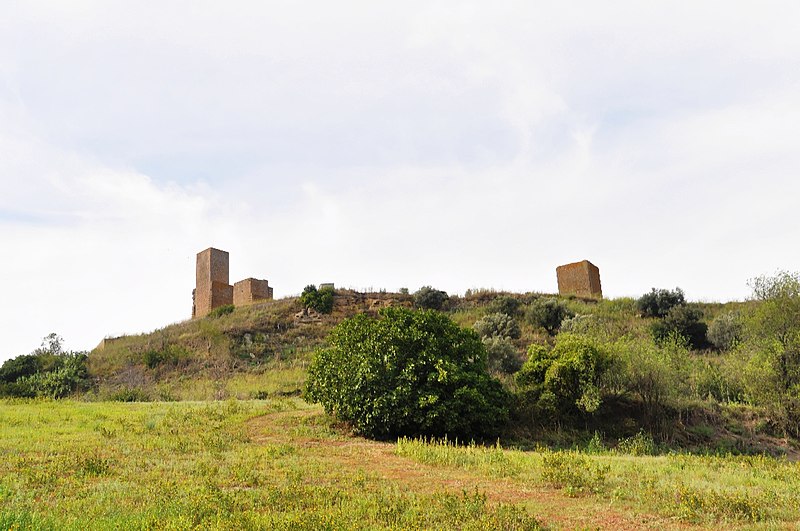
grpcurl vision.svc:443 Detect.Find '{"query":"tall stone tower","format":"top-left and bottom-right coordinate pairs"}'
top-left (556, 260), bottom-right (602, 299)
top-left (193, 247), bottom-right (233, 318)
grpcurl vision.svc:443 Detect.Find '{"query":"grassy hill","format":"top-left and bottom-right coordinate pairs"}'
top-left (81, 287), bottom-right (797, 457)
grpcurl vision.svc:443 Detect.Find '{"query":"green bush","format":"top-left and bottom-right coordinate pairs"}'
top-left (651, 305), bottom-right (709, 349)
top-left (299, 285), bottom-right (335, 314)
top-left (473, 313), bottom-right (521, 340)
top-left (636, 287), bottom-right (685, 318)
top-left (16, 353), bottom-right (89, 399)
top-left (487, 296), bottom-right (521, 317)
top-left (609, 336), bottom-right (689, 421)
top-left (305, 307), bottom-right (510, 440)
top-left (413, 286), bottom-right (449, 311)
top-left (482, 336), bottom-right (523, 374)
top-left (707, 311), bottom-right (742, 351)
top-left (525, 298), bottom-right (574, 335)
top-left (108, 387), bottom-right (151, 402)
top-left (516, 335), bottom-right (612, 418)
top-left (0, 354), bottom-right (41, 383)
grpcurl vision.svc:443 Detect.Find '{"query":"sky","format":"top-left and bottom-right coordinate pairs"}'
top-left (1, 1), bottom-right (799, 359)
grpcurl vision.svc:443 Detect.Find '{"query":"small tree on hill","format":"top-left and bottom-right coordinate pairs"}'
top-left (525, 298), bottom-right (574, 335)
top-left (413, 286), bottom-right (449, 311)
top-left (305, 307), bottom-right (510, 440)
top-left (651, 305), bottom-right (709, 350)
top-left (300, 285), bottom-right (335, 314)
top-left (636, 288), bottom-right (685, 318)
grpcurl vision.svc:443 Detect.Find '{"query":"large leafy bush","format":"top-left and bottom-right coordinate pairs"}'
top-left (305, 307), bottom-right (509, 440)
top-left (516, 334), bottom-right (612, 418)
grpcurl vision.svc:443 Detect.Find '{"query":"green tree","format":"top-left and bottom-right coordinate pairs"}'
top-left (650, 305), bottom-right (709, 349)
top-left (305, 307), bottom-right (509, 440)
top-left (516, 334), bottom-right (612, 419)
top-left (636, 288), bottom-right (685, 318)
top-left (300, 285), bottom-right (335, 314)
top-left (744, 271), bottom-right (800, 434)
top-left (525, 298), bottom-right (574, 335)
top-left (413, 286), bottom-right (449, 311)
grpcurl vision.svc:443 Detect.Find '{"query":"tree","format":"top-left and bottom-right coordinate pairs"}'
top-left (525, 298), bottom-right (574, 335)
top-left (305, 307), bottom-right (509, 440)
top-left (300, 285), bottom-right (335, 314)
top-left (744, 271), bottom-right (800, 434)
top-left (650, 305), bottom-right (709, 350)
top-left (516, 334), bottom-right (612, 419)
top-left (636, 288), bottom-right (685, 318)
top-left (413, 286), bottom-right (449, 311)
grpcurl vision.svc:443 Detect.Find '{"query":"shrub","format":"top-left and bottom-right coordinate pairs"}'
top-left (208, 304), bottom-right (234, 318)
top-left (413, 286), bottom-right (449, 311)
top-left (16, 353), bottom-right (89, 399)
top-left (636, 287), bottom-right (685, 318)
top-left (651, 305), bottom-right (709, 349)
top-left (540, 450), bottom-right (608, 496)
top-left (482, 336), bottom-right (523, 374)
top-left (473, 313), bottom-right (521, 340)
top-left (487, 296), bottom-right (521, 317)
top-left (108, 387), bottom-right (151, 402)
top-left (305, 307), bottom-right (510, 440)
top-left (525, 298), bottom-right (574, 335)
top-left (707, 311), bottom-right (742, 351)
top-left (0, 354), bottom-right (41, 383)
top-left (299, 285), bottom-right (335, 314)
top-left (516, 335), bottom-right (612, 418)
top-left (609, 337), bottom-right (689, 421)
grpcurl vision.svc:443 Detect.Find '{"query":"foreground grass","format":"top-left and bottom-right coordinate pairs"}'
top-left (0, 399), bottom-right (541, 530)
top-left (396, 437), bottom-right (800, 528)
top-left (3, 399), bottom-right (799, 530)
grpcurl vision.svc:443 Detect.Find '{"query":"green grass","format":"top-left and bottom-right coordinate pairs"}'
top-left (3, 398), bottom-right (799, 529)
top-left (0, 399), bottom-right (543, 530)
top-left (395, 436), bottom-right (800, 527)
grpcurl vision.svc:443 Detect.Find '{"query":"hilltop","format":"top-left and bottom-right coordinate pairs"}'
top-left (80, 286), bottom-right (800, 458)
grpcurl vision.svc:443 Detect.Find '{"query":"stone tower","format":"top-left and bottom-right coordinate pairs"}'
top-left (193, 247), bottom-right (233, 318)
top-left (556, 260), bottom-right (602, 299)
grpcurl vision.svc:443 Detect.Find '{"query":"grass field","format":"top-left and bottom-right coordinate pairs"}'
top-left (1, 399), bottom-right (798, 530)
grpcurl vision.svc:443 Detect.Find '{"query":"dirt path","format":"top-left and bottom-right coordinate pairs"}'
top-left (247, 408), bottom-right (695, 531)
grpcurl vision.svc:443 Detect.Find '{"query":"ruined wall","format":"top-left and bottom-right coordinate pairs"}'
top-left (556, 260), bottom-right (602, 299)
top-left (233, 278), bottom-right (273, 306)
top-left (194, 248), bottom-right (233, 318)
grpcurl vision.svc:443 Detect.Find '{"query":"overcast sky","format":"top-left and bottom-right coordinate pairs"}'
top-left (1, 1), bottom-right (799, 359)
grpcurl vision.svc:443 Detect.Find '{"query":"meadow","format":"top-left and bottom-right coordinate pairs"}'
top-left (2, 398), bottom-right (799, 530)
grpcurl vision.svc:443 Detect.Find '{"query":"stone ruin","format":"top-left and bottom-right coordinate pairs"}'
top-left (192, 247), bottom-right (273, 318)
top-left (556, 260), bottom-right (602, 299)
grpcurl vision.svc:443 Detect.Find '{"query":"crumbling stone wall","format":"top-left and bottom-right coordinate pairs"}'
top-left (194, 248), bottom-right (233, 318)
top-left (556, 260), bottom-right (602, 299)
top-left (233, 278), bottom-right (273, 306)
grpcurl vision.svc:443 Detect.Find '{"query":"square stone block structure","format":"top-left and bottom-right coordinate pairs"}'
top-left (556, 260), bottom-right (603, 299)
top-left (233, 278), bottom-right (273, 306)
top-left (194, 248), bottom-right (233, 318)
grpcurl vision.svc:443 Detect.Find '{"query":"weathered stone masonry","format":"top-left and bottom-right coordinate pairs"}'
top-left (556, 260), bottom-right (602, 299)
top-left (192, 247), bottom-right (273, 318)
